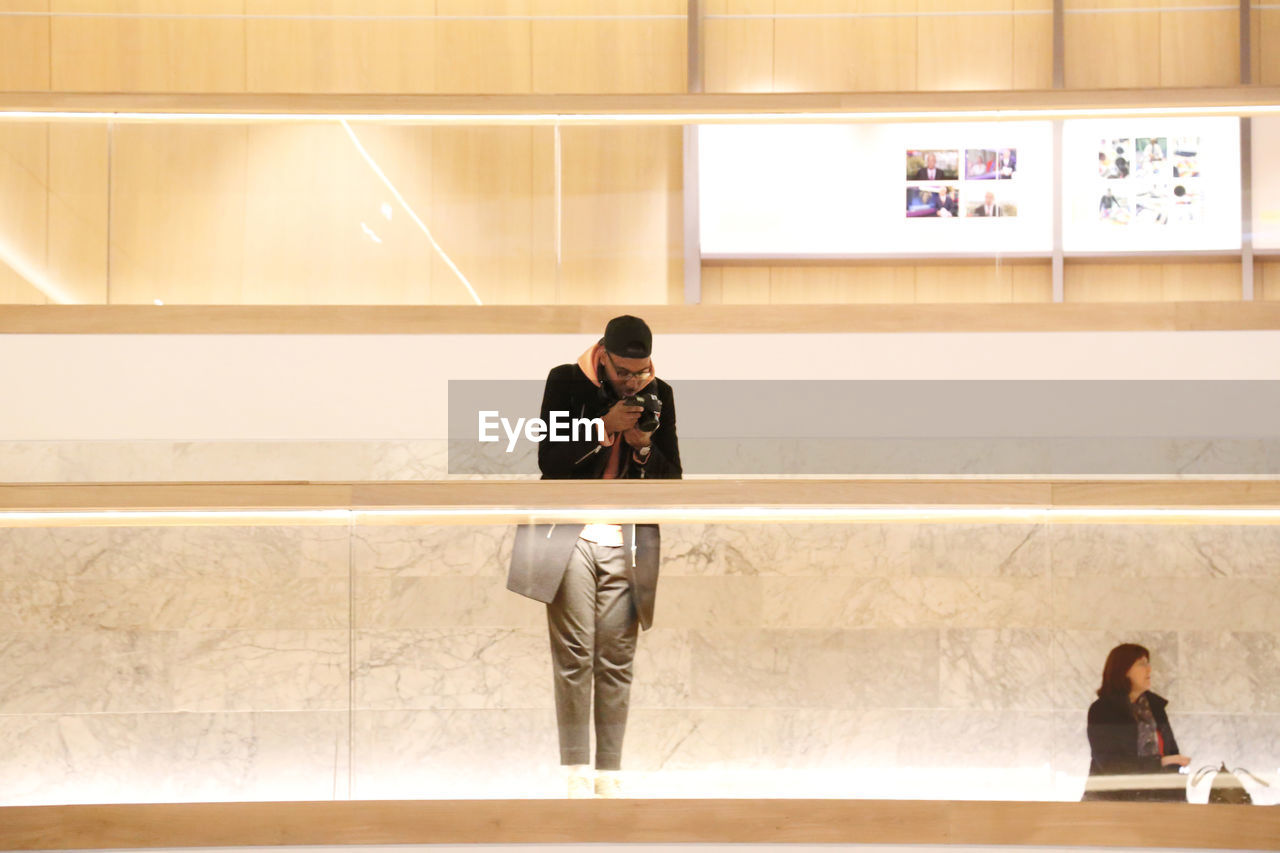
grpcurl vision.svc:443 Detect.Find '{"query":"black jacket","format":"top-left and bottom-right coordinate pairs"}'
top-left (1084, 691), bottom-right (1183, 802)
top-left (536, 362), bottom-right (681, 480)
top-left (506, 361), bottom-right (681, 630)
top-left (1087, 690), bottom-right (1180, 776)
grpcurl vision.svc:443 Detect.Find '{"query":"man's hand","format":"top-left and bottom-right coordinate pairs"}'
top-left (1161, 754), bottom-right (1191, 768)
top-left (622, 427), bottom-right (652, 449)
top-left (600, 400), bottom-right (643, 436)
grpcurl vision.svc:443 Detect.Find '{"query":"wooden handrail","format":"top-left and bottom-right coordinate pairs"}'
top-left (2, 798), bottom-right (1278, 851)
top-left (4, 480), bottom-right (1280, 520)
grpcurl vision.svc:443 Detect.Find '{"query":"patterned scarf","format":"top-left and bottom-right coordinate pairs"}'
top-left (1132, 693), bottom-right (1160, 757)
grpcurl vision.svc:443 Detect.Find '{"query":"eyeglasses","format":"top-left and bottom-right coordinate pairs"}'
top-left (605, 351), bottom-right (653, 382)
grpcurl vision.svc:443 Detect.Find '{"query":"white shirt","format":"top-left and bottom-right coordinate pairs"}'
top-left (579, 524), bottom-right (623, 547)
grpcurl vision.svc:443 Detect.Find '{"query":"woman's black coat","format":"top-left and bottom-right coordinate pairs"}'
top-left (1087, 690), bottom-right (1180, 776)
top-left (1083, 690), bottom-right (1183, 802)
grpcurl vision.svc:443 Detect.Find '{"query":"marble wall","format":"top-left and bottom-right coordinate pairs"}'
top-left (0, 441), bottom-right (452, 482)
top-left (5, 439), bottom-right (1280, 481)
top-left (2, 520), bottom-right (1279, 804)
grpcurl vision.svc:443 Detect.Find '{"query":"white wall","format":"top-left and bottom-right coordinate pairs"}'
top-left (5, 331), bottom-right (1280, 441)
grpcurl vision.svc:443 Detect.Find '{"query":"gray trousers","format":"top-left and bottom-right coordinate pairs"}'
top-left (546, 538), bottom-right (639, 770)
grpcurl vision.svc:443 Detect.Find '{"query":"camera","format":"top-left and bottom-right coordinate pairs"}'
top-left (622, 391), bottom-right (662, 433)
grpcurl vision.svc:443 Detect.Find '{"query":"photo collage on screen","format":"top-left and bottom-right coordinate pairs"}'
top-left (1097, 137), bottom-right (1201, 226)
top-left (905, 148), bottom-right (1017, 219)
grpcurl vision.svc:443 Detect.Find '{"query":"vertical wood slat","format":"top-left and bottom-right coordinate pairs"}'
top-left (0, 0), bottom-right (50, 92)
top-left (0, 123), bottom-right (49, 303)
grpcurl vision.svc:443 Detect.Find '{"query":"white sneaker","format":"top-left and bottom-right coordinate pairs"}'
top-left (594, 771), bottom-right (622, 798)
top-left (567, 765), bottom-right (594, 799)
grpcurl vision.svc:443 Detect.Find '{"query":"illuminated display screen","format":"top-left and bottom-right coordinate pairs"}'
top-left (698, 122), bottom-right (1054, 256)
top-left (1061, 117), bottom-right (1241, 253)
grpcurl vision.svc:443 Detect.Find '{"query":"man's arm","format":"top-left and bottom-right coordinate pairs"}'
top-left (537, 366), bottom-right (608, 479)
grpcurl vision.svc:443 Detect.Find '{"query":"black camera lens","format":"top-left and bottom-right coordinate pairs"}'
top-left (623, 393), bottom-right (662, 432)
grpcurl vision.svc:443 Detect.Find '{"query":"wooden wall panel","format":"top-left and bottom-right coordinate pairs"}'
top-left (700, 264), bottom-right (723, 302)
top-left (0, 122), bottom-right (107, 305)
top-left (913, 261), bottom-right (1053, 302)
top-left (1064, 261), bottom-right (1243, 302)
top-left (1262, 8), bottom-right (1280, 85)
top-left (771, 264), bottom-right (918, 303)
top-left (245, 2), bottom-right (434, 94)
top-left (0, 274), bottom-right (48, 303)
top-left (434, 1), bottom-right (532, 94)
top-left (40, 2), bottom-right (687, 95)
top-left (702, 264), bottom-right (770, 303)
top-left (1065, 2), bottom-right (1243, 89)
top-left (1065, 261), bottom-right (1163, 302)
top-left (427, 127), bottom-right (542, 305)
top-left (0, 124), bottom-right (49, 304)
top-left (530, 1), bottom-right (686, 94)
top-left (917, 0), bottom-right (1015, 91)
top-left (702, 262), bottom-right (1052, 304)
top-left (52, 122), bottom-right (562, 306)
top-left (50, 1), bottom-right (246, 93)
top-left (853, 0), bottom-right (918, 92)
top-left (770, 265), bottom-right (854, 302)
top-left (1012, 0), bottom-right (1054, 90)
top-left (710, 1), bottom-right (1053, 93)
top-left (1063, 4), bottom-right (1162, 90)
top-left (772, 0), bottom-right (917, 94)
top-left (239, 123), bottom-right (433, 305)
top-left (17, 121), bottom-right (683, 306)
top-left (1159, 260), bottom-right (1242, 301)
top-left (1258, 10), bottom-right (1267, 82)
top-left (1159, 9), bottom-right (1239, 87)
top-left (704, 0), bottom-right (775, 93)
top-left (0, 0), bottom-right (50, 91)
top-left (108, 125), bottom-right (247, 304)
top-left (850, 264), bottom-right (921, 302)
top-left (1256, 260), bottom-right (1279, 301)
top-left (557, 126), bottom-right (681, 304)
top-left (529, 129), bottom-right (559, 304)
top-left (774, 1), bottom-right (858, 93)
top-left (1011, 262), bottom-right (1053, 302)
top-left (46, 123), bottom-right (108, 304)
top-left (915, 262), bottom-right (1014, 303)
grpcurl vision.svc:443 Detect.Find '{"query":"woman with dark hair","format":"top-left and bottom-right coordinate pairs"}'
top-left (1083, 643), bottom-right (1191, 801)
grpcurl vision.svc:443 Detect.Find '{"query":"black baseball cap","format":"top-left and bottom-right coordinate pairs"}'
top-left (601, 315), bottom-right (652, 359)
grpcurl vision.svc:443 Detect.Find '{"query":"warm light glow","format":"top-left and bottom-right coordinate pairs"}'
top-left (340, 120), bottom-right (482, 305)
top-left (359, 222), bottom-right (383, 244)
top-left (0, 235), bottom-right (76, 304)
top-left (0, 510), bottom-right (353, 528)
top-left (2, 106), bottom-right (1279, 126)
top-left (4, 505), bottom-right (1280, 528)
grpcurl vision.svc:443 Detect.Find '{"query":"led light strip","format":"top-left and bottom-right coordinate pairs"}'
top-left (3, 506), bottom-right (1280, 526)
top-left (0, 12), bottom-right (689, 21)
top-left (3, 105), bottom-right (1280, 126)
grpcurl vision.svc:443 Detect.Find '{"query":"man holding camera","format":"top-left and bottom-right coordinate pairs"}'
top-left (507, 315), bottom-right (681, 798)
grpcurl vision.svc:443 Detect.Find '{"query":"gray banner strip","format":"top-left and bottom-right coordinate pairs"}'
top-left (449, 380), bottom-right (1280, 476)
